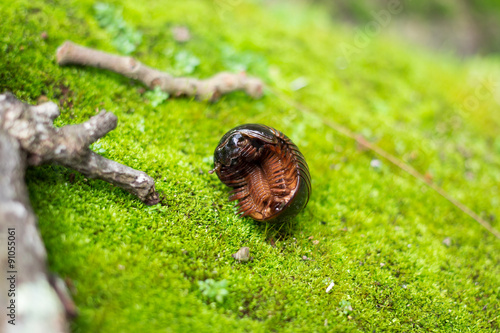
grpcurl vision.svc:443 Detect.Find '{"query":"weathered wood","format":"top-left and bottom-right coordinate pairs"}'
top-left (57, 41), bottom-right (264, 102)
top-left (0, 92), bottom-right (161, 331)
top-left (0, 93), bottom-right (159, 205)
top-left (0, 130), bottom-right (68, 333)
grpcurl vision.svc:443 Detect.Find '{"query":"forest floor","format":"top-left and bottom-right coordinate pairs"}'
top-left (1, 0), bottom-right (499, 332)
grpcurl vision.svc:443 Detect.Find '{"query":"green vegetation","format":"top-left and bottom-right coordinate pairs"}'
top-left (144, 86), bottom-right (169, 107)
top-left (198, 279), bottom-right (229, 304)
top-left (1, 0), bottom-right (499, 332)
top-left (314, 0), bottom-right (500, 54)
top-left (171, 50), bottom-right (201, 75)
top-left (93, 2), bottom-right (142, 54)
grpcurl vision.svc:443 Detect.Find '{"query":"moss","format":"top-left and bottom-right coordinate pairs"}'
top-left (1, 0), bottom-right (499, 332)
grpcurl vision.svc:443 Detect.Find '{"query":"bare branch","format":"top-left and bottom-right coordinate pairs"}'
top-left (56, 41), bottom-right (264, 102)
top-left (0, 91), bottom-right (162, 331)
top-left (0, 92), bottom-right (159, 205)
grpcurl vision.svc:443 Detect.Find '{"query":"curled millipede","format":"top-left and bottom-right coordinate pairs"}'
top-left (209, 124), bottom-right (311, 223)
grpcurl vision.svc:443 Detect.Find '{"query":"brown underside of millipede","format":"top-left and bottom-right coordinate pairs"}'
top-left (218, 136), bottom-right (303, 221)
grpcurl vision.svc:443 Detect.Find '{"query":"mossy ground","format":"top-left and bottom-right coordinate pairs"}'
top-left (1, 0), bottom-right (500, 332)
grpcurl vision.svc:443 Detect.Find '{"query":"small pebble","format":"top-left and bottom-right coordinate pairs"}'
top-left (232, 247), bottom-right (250, 262)
top-left (370, 158), bottom-right (382, 169)
top-left (326, 281), bottom-right (335, 293)
top-left (442, 237), bottom-right (452, 247)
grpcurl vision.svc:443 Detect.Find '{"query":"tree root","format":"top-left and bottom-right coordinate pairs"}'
top-left (56, 41), bottom-right (264, 102)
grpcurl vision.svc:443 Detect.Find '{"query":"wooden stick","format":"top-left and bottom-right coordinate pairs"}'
top-left (56, 41), bottom-right (264, 102)
top-left (0, 93), bottom-right (159, 205)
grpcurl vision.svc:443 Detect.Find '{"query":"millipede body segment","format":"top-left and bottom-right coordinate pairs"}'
top-left (210, 124), bottom-right (311, 223)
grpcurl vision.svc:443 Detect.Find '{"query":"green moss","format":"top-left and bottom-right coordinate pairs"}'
top-left (1, 0), bottom-right (499, 332)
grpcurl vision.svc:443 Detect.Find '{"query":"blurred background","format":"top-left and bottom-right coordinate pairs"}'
top-left (294, 0), bottom-right (500, 55)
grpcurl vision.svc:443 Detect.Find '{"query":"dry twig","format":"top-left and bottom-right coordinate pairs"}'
top-left (0, 92), bottom-right (160, 331)
top-left (0, 93), bottom-right (159, 205)
top-left (56, 41), bottom-right (264, 102)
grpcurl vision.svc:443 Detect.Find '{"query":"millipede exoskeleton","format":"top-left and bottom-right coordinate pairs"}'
top-left (209, 124), bottom-right (311, 223)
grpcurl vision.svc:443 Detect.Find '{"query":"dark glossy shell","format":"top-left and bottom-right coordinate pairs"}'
top-left (210, 124), bottom-right (311, 223)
